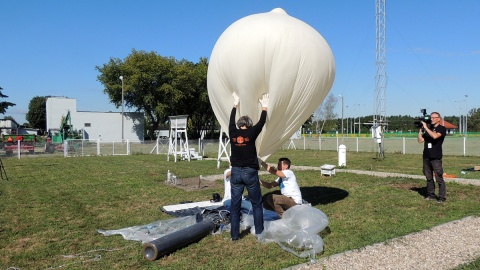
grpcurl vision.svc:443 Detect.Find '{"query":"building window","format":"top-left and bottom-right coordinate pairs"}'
top-left (84, 123), bottom-right (91, 127)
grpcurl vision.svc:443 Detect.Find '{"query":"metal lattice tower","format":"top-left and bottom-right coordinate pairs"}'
top-left (374, 0), bottom-right (387, 158)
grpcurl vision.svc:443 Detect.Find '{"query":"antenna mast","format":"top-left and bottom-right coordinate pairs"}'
top-left (374, 0), bottom-right (387, 158)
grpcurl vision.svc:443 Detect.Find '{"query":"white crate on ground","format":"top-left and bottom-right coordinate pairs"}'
top-left (320, 164), bottom-right (336, 176)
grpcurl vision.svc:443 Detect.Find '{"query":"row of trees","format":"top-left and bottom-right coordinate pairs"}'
top-left (306, 94), bottom-right (480, 134)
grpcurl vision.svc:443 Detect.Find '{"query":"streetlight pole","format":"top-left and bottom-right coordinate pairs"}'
top-left (465, 95), bottom-right (468, 137)
top-left (339, 95), bottom-right (344, 141)
top-left (345, 105), bottom-right (349, 136)
top-left (119, 76), bottom-right (124, 141)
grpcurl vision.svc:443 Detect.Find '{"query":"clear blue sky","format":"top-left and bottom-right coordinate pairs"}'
top-left (1, 0), bottom-right (479, 125)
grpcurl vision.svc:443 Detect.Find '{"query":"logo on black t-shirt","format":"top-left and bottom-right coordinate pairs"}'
top-left (232, 136), bottom-right (250, 146)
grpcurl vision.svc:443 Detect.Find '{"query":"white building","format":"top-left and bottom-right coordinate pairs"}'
top-left (0, 119), bottom-right (38, 136)
top-left (46, 97), bottom-right (144, 141)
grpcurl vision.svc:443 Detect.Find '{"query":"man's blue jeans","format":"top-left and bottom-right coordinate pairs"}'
top-left (230, 167), bottom-right (264, 239)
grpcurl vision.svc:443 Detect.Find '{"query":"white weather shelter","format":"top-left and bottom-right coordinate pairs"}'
top-left (46, 97), bottom-right (144, 141)
top-left (167, 115), bottom-right (202, 162)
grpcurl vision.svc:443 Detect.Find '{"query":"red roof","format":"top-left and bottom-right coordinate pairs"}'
top-left (442, 120), bottom-right (457, 129)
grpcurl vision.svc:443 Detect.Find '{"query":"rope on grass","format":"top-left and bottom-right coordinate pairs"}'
top-left (46, 243), bottom-right (137, 269)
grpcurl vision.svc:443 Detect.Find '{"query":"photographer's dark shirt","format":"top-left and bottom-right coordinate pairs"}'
top-left (422, 125), bottom-right (446, 159)
top-left (229, 107), bottom-right (267, 169)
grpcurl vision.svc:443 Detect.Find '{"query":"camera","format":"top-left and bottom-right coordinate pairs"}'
top-left (414, 109), bottom-right (432, 128)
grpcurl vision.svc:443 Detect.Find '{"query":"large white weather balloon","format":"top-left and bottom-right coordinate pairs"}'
top-left (207, 8), bottom-right (335, 159)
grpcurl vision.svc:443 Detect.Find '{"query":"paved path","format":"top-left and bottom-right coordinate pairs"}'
top-left (292, 165), bottom-right (480, 186)
top-left (202, 165), bottom-right (480, 186)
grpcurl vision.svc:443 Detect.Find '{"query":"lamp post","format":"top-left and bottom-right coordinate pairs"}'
top-left (465, 95), bottom-right (468, 137)
top-left (339, 95), bottom-right (344, 141)
top-left (119, 76), bottom-right (124, 141)
top-left (345, 105), bottom-right (349, 135)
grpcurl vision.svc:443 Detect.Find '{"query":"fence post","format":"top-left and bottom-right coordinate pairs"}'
top-left (64, 140), bottom-right (68, 157)
top-left (303, 137), bottom-right (306, 150)
top-left (127, 140), bottom-right (131, 155)
top-left (97, 139), bottom-right (101, 156)
top-left (17, 140), bottom-right (21, 159)
top-left (318, 136), bottom-right (321, 151)
top-left (463, 137), bottom-right (466, 156)
top-left (403, 137), bottom-right (405, 154)
top-left (356, 137), bottom-right (359, 152)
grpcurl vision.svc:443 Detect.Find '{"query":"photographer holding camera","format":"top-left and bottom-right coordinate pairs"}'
top-left (417, 112), bottom-right (447, 203)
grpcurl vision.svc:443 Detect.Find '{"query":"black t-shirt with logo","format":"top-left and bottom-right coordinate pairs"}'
top-left (422, 125), bottom-right (446, 159)
top-left (229, 107), bottom-right (267, 169)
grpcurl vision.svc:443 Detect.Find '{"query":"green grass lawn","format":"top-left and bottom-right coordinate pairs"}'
top-left (1, 151), bottom-right (479, 269)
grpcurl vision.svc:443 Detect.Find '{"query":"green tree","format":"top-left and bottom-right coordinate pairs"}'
top-left (0, 86), bottom-right (16, 114)
top-left (26, 96), bottom-right (47, 130)
top-left (96, 50), bottom-right (213, 139)
top-left (313, 94), bottom-right (338, 134)
top-left (467, 107), bottom-right (480, 132)
top-left (183, 58), bottom-right (217, 139)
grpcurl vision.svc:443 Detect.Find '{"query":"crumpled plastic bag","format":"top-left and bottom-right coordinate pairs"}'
top-left (245, 205), bottom-right (329, 258)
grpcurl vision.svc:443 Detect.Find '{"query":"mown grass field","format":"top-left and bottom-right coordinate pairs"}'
top-left (1, 150), bottom-right (479, 269)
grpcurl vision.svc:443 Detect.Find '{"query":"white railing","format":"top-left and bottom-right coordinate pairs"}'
top-left (2, 136), bottom-right (479, 159)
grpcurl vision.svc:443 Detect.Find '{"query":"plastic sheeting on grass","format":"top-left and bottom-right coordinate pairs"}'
top-left (245, 205), bottom-right (329, 258)
top-left (98, 205), bottom-right (329, 258)
top-left (97, 215), bottom-right (197, 243)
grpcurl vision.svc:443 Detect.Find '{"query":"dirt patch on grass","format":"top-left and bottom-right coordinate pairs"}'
top-left (390, 182), bottom-right (421, 190)
top-left (166, 177), bottom-right (222, 191)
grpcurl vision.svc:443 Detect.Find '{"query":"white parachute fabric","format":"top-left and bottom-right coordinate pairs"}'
top-left (207, 8), bottom-right (335, 159)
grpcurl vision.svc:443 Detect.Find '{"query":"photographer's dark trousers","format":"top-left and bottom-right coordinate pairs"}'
top-left (423, 158), bottom-right (446, 200)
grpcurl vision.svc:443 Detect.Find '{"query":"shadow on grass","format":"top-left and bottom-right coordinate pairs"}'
top-left (301, 186), bottom-right (349, 206)
top-left (263, 186), bottom-right (349, 207)
top-left (410, 186), bottom-right (428, 198)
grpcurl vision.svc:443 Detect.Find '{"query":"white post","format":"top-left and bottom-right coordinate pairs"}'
top-left (17, 140), bottom-right (21, 159)
top-left (303, 137), bottom-right (306, 150)
top-left (402, 137), bottom-right (405, 154)
top-left (127, 140), bottom-right (130, 155)
top-left (97, 139), bottom-right (101, 156)
top-left (356, 137), bottom-right (359, 152)
top-left (64, 140), bottom-right (68, 157)
top-left (119, 76), bottom-right (125, 141)
top-left (463, 137), bottom-right (466, 156)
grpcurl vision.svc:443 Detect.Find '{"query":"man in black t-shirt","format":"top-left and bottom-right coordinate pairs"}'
top-left (418, 112), bottom-right (447, 203)
top-left (228, 92), bottom-right (269, 241)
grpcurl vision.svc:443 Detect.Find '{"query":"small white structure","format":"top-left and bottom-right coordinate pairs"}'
top-left (216, 128), bottom-right (230, 168)
top-left (167, 115), bottom-right (190, 162)
top-left (320, 164), bottom-right (336, 176)
top-left (338, 144), bottom-right (346, 167)
top-left (0, 119), bottom-right (38, 135)
top-left (167, 115), bottom-right (189, 162)
top-left (46, 97), bottom-right (144, 141)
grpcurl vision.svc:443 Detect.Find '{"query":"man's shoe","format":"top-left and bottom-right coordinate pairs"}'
top-left (437, 198), bottom-right (446, 204)
top-left (425, 196), bottom-right (436, 201)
